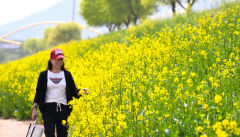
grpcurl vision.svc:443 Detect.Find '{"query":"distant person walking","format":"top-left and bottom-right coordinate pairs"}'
top-left (32, 48), bottom-right (88, 137)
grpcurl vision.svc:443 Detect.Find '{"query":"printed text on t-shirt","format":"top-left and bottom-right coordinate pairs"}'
top-left (49, 77), bottom-right (62, 84)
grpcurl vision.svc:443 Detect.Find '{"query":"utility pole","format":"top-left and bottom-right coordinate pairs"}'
top-left (72, 0), bottom-right (76, 21)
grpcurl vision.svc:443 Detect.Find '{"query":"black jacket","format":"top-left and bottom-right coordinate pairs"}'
top-left (34, 70), bottom-right (81, 113)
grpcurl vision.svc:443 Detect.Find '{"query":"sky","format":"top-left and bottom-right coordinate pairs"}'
top-left (150, 0), bottom-right (224, 19)
top-left (0, 0), bottom-right (231, 26)
top-left (0, 0), bottom-right (62, 25)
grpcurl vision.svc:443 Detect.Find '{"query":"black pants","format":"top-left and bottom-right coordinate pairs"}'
top-left (42, 103), bottom-right (69, 137)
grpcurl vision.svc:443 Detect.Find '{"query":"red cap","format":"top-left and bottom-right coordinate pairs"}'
top-left (50, 48), bottom-right (64, 60)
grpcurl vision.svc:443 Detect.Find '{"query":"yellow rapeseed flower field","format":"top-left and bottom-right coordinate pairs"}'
top-left (0, 2), bottom-right (240, 137)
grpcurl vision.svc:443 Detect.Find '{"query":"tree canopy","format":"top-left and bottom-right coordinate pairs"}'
top-left (23, 38), bottom-right (45, 53)
top-left (80, 0), bottom-right (158, 31)
top-left (46, 22), bottom-right (82, 47)
top-left (22, 22), bottom-right (82, 54)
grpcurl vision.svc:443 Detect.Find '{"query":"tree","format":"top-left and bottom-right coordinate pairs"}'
top-left (80, 0), bottom-right (113, 31)
top-left (107, 0), bottom-right (132, 29)
top-left (176, 0), bottom-right (198, 13)
top-left (0, 48), bottom-right (6, 63)
top-left (43, 28), bottom-right (52, 41)
top-left (126, 0), bottom-right (157, 25)
top-left (23, 38), bottom-right (46, 53)
top-left (158, 0), bottom-right (198, 16)
top-left (80, 0), bottom-right (158, 31)
top-left (158, 0), bottom-right (177, 16)
top-left (46, 22), bottom-right (82, 47)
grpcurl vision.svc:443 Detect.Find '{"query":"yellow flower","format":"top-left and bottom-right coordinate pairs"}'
top-left (174, 77), bottom-right (179, 83)
top-left (233, 31), bottom-right (239, 35)
top-left (218, 115), bottom-right (222, 120)
top-left (117, 113), bottom-right (126, 121)
top-left (62, 120), bottom-right (67, 126)
top-left (200, 50), bottom-right (207, 59)
top-left (229, 121), bottom-right (237, 129)
top-left (234, 102), bottom-right (238, 106)
top-left (222, 119), bottom-right (229, 128)
top-left (190, 72), bottom-right (197, 77)
top-left (158, 117), bottom-right (162, 121)
top-left (138, 114), bottom-right (144, 121)
top-left (203, 103), bottom-right (209, 110)
top-left (164, 114), bottom-right (170, 118)
top-left (214, 94), bottom-right (222, 104)
top-left (213, 122), bottom-right (222, 131)
top-left (204, 90), bottom-right (209, 95)
top-left (133, 101), bottom-right (140, 107)
top-left (204, 119), bottom-right (210, 125)
top-left (216, 129), bottom-right (228, 137)
top-left (196, 126), bottom-right (203, 133)
top-left (216, 57), bottom-right (221, 63)
top-left (209, 77), bottom-right (214, 82)
top-left (182, 71), bottom-right (187, 76)
top-left (186, 78), bottom-right (193, 87)
top-left (200, 114), bottom-right (205, 119)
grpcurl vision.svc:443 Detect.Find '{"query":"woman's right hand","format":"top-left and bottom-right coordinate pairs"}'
top-left (32, 108), bottom-right (39, 120)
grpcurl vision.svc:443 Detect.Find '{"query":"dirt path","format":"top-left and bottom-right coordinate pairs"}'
top-left (0, 118), bottom-right (45, 137)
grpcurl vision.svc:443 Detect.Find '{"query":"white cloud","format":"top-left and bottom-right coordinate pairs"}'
top-left (0, 0), bottom-right (62, 25)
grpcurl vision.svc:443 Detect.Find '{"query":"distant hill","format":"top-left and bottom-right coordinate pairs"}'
top-left (0, 0), bottom-right (220, 48)
top-left (0, 0), bottom-right (108, 48)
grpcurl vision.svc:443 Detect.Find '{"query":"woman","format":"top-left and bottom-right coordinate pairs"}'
top-left (32, 48), bottom-right (88, 137)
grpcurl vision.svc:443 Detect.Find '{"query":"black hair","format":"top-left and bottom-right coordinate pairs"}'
top-left (47, 59), bottom-right (66, 71)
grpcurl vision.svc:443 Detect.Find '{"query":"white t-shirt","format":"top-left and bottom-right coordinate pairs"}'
top-left (45, 70), bottom-right (67, 105)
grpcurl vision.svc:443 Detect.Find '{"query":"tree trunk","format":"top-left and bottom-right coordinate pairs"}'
top-left (127, 0), bottom-right (138, 25)
top-left (186, 0), bottom-right (197, 13)
top-left (133, 16), bottom-right (138, 25)
top-left (191, 0), bottom-right (196, 6)
top-left (107, 24), bottom-right (113, 32)
top-left (176, 0), bottom-right (186, 10)
top-left (186, 0), bottom-right (192, 14)
top-left (124, 15), bottom-right (131, 28)
top-left (171, 1), bottom-right (176, 17)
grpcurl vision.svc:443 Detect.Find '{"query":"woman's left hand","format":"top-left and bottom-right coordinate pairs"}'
top-left (83, 88), bottom-right (89, 95)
